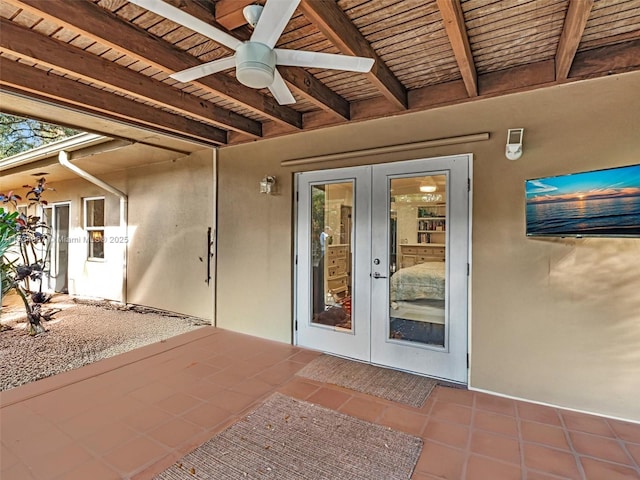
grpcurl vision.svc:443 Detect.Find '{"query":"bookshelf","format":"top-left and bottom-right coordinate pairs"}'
top-left (417, 204), bottom-right (446, 245)
top-left (398, 204), bottom-right (446, 268)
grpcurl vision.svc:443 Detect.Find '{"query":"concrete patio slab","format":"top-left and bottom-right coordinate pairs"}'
top-left (1, 327), bottom-right (638, 479)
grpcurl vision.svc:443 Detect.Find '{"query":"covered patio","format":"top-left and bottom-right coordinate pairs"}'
top-left (1, 328), bottom-right (639, 479)
top-left (2, 1), bottom-right (640, 477)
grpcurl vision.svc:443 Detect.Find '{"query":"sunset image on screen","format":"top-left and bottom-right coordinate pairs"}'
top-left (525, 164), bottom-right (640, 236)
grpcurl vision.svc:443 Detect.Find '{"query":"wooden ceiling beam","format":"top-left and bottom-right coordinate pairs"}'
top-left (177, 0), bottom-right (351, 120)
top-left (555, 0), bottom-right (594, 80)
top-left (0, 19), bottom-right (261, 138)
top-left (166, 0), bottom-right (217, 25)
top-left (299, 0), bottom-right (408, 110)
top-left (165, 0), bottom-right (254, 41)
top-left (234, 40), bottom-right (640, 145)
top-left (215, 0), bottom-right (254, 30)
top-left (10, 0), bottom-right (302, 130)
top-left (436, 0), bottom-right (477, 97)
top-left (0, 60), bottom-right (227, 146)
top-left (569, 38), bottom-right (640, 78)
top-left (278, 66), bottom-right (350, 120)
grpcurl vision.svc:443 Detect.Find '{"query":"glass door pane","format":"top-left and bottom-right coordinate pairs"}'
top-left (310, 182), bottom-right (353, 331)
top-left (55, 205), bottom-right (70, 292)
top-left (43, 206), bottom-right (53, 290)
top-left (296, 166), bottom-right (370, 362)
top-left (389, 175), bottom-right (447, 346)
top-left (371, 155), bottom-right (469, 382)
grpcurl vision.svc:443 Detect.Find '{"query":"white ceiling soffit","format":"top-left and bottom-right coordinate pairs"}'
top-left (0, 133), bottom-right (109, 171)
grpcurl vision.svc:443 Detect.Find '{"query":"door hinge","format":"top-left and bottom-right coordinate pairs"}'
top-left (294, 320), bottom-right (298, 331)
top-left (296, 191), bottom-right (299, 201)
top-left (467, 178), bottom-right (471, 192)
top-left (467, 263), bottom-right (470, 276)
top-left (467, 353), bottom-right (470, 368)
top-left (295, 254), bottom-right (298, 265)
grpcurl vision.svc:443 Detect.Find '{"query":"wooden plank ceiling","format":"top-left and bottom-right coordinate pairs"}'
top-left (0, 0), bottom-right (639, 148)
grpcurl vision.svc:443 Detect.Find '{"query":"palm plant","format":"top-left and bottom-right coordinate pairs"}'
top-left (1, 207), bottom-right (19, 299)
top-left (1, 179), bottom-right (53, 335)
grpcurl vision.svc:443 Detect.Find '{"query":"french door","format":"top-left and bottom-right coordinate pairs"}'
top-left (43, 202), bottom-right (70, 293)
top-left (296, 155), bottom-right (470, 383)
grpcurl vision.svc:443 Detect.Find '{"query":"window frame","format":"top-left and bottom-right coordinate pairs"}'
top-left (83, 196), bottom-right (105, 261)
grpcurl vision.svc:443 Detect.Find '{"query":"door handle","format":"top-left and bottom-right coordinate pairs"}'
top-left (372, 272), bottom-right (387, 279)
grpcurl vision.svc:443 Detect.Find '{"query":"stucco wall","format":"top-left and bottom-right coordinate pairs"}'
top-left (125, 149), bottom-right (214, 319)
top-left (4, 149), bottom-right (215, 320)
top-left (215, 152), bottom-right (293, 342)
top-left (217, 71), bottom-right (640, 421)
top-left (13, 178), bottom-right (126, 302)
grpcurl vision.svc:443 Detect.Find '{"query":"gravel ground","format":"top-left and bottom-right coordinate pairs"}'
top-left (0, 297), bottom-right (208, 391)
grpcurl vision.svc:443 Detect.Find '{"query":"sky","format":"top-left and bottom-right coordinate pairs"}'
top-left (526, 163), bottom-right (640, 204)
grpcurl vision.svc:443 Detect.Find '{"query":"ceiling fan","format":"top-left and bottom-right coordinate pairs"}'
top-left (128, 0), bottom-right (375, 105)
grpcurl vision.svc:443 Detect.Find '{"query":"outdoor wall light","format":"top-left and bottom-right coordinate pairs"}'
top-left (260, 175), bottom-right (276, 194)
top-left (505, 128), bottom-right (524, 160)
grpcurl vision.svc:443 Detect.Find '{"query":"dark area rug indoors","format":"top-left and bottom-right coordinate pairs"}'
top-left (296, 354), bottom-right (437, 408)
top-left (154, 392), bottom-right (423, 480)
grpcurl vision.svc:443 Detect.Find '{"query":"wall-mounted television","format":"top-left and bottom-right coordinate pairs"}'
top-left (526, 163), bottom-right (640, 237)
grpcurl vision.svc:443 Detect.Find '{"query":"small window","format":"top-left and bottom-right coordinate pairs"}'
top-left (84, 197), bottom-right (105, 260)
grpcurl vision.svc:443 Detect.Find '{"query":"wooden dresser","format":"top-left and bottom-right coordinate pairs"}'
top-left (399, 244), bottom-right (445, 268)
top-left (325, 244), bottom-right (349, 299)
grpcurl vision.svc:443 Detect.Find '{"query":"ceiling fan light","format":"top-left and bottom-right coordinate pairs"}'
top-left (237, 63), bottom-right (275, 88)
top-left (242, 4), bottom-right (263, 28)
top-left (236, 42), bottom-right (276, 89)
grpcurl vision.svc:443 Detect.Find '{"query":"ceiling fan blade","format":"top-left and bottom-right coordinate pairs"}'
top-left (268, 69), bottom-right (296, 105)
top-left (170, 57), bottom-right (236, 83)
top-left (128, 0), bottom-right (242, 51)
top-left (274, 49), bottom-right (375, 72)
top-left (250, 0), bottom-right (300, 49)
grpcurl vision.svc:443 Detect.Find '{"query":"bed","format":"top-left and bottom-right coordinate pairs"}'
top-left (389, 261), bottom-right (446, 302)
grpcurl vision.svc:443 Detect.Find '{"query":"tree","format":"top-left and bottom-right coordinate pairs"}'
top-left (311, 186), bottom-right (326, 266)
top-left (0, 208), bottom-right (19, 298)
top-left (1, 179), bottom-right (55, 335)
top-left (0, 114), bottom-right (80, 158)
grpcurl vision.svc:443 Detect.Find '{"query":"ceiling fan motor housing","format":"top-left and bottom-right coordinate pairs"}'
top-left (236, 42), bottom-right (276, 89)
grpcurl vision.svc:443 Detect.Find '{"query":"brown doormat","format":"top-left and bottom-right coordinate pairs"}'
top-left (296, 355), bottom-right (436, 408)
top-left (154, 392), bottom-right (422, 480)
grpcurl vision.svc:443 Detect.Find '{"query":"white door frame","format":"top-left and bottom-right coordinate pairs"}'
top-left (295, 167), bottom-right (372, 361)
top-left (370, 155), bottom-right (470, 383)
top-left (294, 155), bottom-right (471, 383)
top-left (44, 201), bottom-right (71, 293)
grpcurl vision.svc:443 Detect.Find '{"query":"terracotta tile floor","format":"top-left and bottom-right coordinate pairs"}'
top-left (1, 327), bottom-right (639, 480)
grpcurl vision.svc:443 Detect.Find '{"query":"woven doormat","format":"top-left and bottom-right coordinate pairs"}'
top-left (297, 355), bottom-right (436, 407)
top-left (154, 392), bottom-right (422, 480)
